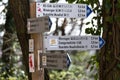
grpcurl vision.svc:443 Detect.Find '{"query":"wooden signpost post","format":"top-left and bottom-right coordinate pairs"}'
top-left (29, 2), bottom-right (44, 80)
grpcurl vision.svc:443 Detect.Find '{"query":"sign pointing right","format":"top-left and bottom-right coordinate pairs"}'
top-left (44, 36), bottom-right (105, 51)
top-left (99, 37), bottom-right (105, 48)
top-left (67, 53), bottom-right (71, 68)
top-left (40, 53), bottom-right (71, 70)
top-left (36, 3), bottom-right (92, 18)
top-left (87, 6), bottom-right (92, 17)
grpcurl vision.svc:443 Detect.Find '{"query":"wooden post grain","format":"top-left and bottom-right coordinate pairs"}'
top-left (30, 2), bottom-right (44, 80)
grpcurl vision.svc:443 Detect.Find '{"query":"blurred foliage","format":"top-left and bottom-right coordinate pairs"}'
top-left (0, 36), bottom-right (28, 79)
top-left (0, 0), bottom-right (28, 79)
top-left (49, 51), bottom-right (98, 80)
top-left (0, 63), bottom-right (28, 80)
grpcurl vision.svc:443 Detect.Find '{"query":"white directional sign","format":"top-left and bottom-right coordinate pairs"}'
top-left (43, 36), bottom-right (105, 51)
top-left (36, 3), bottom-right (92, 18)
top-left (40, 53), bottom-right (71, 69)
top-left (27, 16), bottom-right (52, 33)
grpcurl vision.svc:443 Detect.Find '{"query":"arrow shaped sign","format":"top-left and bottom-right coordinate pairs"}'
top-left (99, 37), bottom-right (105, 48)
top-left (48, 17), bottom-right (52, 30)
top-left (40, 53), bottom-right (71, 70)
top-left (87, 6), bottom-right (92, 17)
top-left (67, 53), bottom-right (71, 68)
top-left (27, 16), bottom-right (51, 34)
top-left (44, 36), bottom-right (105, 51)
top-left (36, 3), bottom-right (92, 18)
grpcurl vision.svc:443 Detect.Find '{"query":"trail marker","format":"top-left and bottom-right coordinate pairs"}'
top-left (44, 36), bottom-right (105, 51)
top-left (29, 53), bottom-right (35, 72)
top-left (27, 16), bottom-right (52, 33)
top-left (36, 3), bottom-right (92, 18)
top-left (40, 53), bottom-right (71, 69)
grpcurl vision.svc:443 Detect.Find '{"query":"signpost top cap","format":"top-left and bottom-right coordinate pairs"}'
top-left (30, 0), bottom-right (42, 2)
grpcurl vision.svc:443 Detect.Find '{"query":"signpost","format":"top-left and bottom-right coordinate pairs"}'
top-left (29, 2), bottom-right (44, 80)
top-left (28, 1), bottom-right (105, 80)
top-left (43, 36), bottom-right (105, 51)
top-left (27, 16), bottom-right (52, 33)
top-left (36, 3), bottom-right (92, 18)
top-left (40, 53), bottom-right (71, 69)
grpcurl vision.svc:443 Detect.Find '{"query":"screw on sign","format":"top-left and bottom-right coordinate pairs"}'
top-left (29, 54), bottom-right (35, 72)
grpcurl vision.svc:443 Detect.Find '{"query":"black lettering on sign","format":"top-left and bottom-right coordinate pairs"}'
top-left (91, 41), bottom-right (98, 44)
top-left (77, 41), bottom-right (81, 44)
top-left (59, 46), bottom-right (69, 48)
top-left (91, 37), bottom-right (98, 40)
top-left (47, 64), bottom-right (58, 67)
top-left (59, 37), bottom-right (70, 40)
top-left (54, 13), bottom-right (63, 16)
top-left (91, 45), bottom-right (98, 48)
top-left (71, 37), bottom-right (88, 40)
top-left (47, 59), bottom-right (57, 63)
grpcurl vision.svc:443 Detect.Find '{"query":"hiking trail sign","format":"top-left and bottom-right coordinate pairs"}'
top-left (40, 53), bottom-right (71, 69)
top-left (36, 3), bottom-right (92, 18)
top-left (43, 36), bottom-right (105, 51)
top-left (27, 16), bottom-right (52, 33)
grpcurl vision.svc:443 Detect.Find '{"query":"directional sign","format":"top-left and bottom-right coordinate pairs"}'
top-left (40, 53), bottom-right (71, 69)
top-left (36, 3), bottom-right (92, 18)
top-left (27, 16), bottom-right (52, 34)
top-left (99, 37), bottom-right (105, 48)
top-left (43, 36), bottom-right (105, 51)
top-left (48, 17), bottom-right (52, 30)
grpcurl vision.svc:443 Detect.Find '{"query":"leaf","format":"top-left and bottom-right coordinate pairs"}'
top-left (50, 0), bottom-right (59, 3)
top-left (92, 16), bottom-right (98, 20)
top-left (117, 64), bottom-right (120, 69)
top-left (86, 22), bottom-right (90, 25)
top-left (115, 15), bottom-right (120, 22)
top-left (85, 28), bottom-right (91, 34)
top-left (90, 66), bottom-right (94, 71)
top-left (66, 0), bottom-right (75, 3)
top-left (106, 16), bottom-right (113, 23)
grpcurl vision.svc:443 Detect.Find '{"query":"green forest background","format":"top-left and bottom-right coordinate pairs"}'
top-left (0, 0), bottom-right (120, 80)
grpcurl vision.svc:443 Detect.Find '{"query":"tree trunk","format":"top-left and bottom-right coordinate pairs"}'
top-left (99, 0), bottom-right (120, 80)
top-left (9, 0), bottom-right (32, 79)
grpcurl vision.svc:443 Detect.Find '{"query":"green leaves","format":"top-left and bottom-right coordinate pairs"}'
top-left (49, 51), bottom-right (99, 80)
top-left (66, 0), bottom-right (75, 3)
top-left (117, 64), bottom-right (120, 69)
top-left (85, 27), bottom-right (95, 35)
top-left (49, 0), bottom-right (59, 3)
top-left (85, 27), bottom-right (101, 35)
